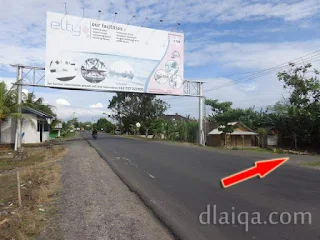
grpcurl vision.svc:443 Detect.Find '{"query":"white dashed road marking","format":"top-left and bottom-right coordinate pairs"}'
top-left (147, 173), bottom-right (155, 179)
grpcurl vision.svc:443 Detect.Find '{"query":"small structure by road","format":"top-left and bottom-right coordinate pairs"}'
top-left (1, 107), bottom-right (53, 144)
top-left (206, 121), bottom-right (258, 147)
top-left (50, 122), bottom-right (62, 138)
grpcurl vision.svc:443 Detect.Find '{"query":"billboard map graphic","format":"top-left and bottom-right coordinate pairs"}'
top-left (45, 12), bottom-right (184, 95)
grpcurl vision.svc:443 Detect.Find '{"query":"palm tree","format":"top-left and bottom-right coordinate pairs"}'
top-left (23, 92), bottom-right (56, 117)
top-left (0, 82), bottom-right (18, 143)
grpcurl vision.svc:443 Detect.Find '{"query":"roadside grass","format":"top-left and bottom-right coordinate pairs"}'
top-left (304, 161), bottom-right (320, 167)
top-left (0, 153), bottom-right (45, 172)
top-left (242, 147), bottom-right (270, 152)
top-left (0, 145), bottom-right (67, 240)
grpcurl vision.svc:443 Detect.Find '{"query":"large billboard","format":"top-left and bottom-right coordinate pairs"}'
top-left (45, 12), bottom-right (184, 95)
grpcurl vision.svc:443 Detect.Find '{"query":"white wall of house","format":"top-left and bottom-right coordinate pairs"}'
top-left (21, 114), bottom-right (38, 144)
top-left (42, 132), bottom-right (50, 142)
top-left (0, 118), bottom-right (16, 144)
top-left (22, 114), bottom-right (50, 143)
top-left (1, 113), bottom-right (51, 144)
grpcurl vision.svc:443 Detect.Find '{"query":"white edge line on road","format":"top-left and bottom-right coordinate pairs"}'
top-left (147, 173), bottom-right (155, 179)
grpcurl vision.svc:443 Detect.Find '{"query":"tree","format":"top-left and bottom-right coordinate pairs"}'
top-left (256, 128), bottom-right (267, 148)
top-left (80, 121), bottom-right (92, 130)
top-left (108, 93), bottom-right (139, 132)
top-left (0, 82), bottom-right (18, 143)
top-left (96, 118), bottom-right (114, 132)
top-left (278, 63), bottom-right (320, 149)
top-left (150, 118), bottom-right (165, 139)
top-left (138, 94), bottom-right (168, 137)
top-left (72, 117), bottom-right (80, 128)
top-left (164, 120), bottom-right (177, 141)
top-left (108, 93), bottom-right (169, 137)
top-left (23, 92), bottom-right (56, 117)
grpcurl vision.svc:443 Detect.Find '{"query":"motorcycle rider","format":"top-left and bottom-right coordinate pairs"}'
top-left (92, 128), bottom-right (98, 138)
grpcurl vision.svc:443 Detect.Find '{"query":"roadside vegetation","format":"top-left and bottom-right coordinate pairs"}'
top-left (304, 161), bottom-right (320, 167)
top-left (205, 63), bottom-right (320, 153)
top-left (0, 145), bottom-right (67, 240)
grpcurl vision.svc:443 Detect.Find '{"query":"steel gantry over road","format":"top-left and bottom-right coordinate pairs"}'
top-left (11, 64), bottom-right (205, 150)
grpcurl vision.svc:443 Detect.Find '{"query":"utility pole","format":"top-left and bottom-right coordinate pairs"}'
top-left (14, 65), bottom-right (23, 151)
top-left (199, 82), bottom-right (204, 145)
top-left (203, 96), bottom-right (207, 144)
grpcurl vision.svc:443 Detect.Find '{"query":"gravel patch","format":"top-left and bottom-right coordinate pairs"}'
top-left (41, 135), bottom-right (173, 240)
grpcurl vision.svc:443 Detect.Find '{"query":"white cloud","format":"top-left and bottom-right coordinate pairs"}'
top-left (55, 98), bottom-right (71, 106)
top-left (214, 0), bottom-right (320, 22)
top-left (0, 77), bottom-right (16, 88)
top-left (0, 43), bottom-right (45, 71)
top-left (186, 40), bottom-right (320, 69)
top-left (90, 103), bottom-right (104, 108)
top-left (55, 105), bottom-right (112, 121)
top-left (28, 89), bottom-right (114, 121)
top-left (240, 84), bottom-right (256, 92)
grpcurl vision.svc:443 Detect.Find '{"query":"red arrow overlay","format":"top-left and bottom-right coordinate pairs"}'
top-left (221, 157), bottom-right (289, 188)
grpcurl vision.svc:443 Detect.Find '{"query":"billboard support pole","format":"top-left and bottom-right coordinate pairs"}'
top-left (198, 82), bottom-right (204, 146)
top-left (14, 65), bottom-right (23, 151)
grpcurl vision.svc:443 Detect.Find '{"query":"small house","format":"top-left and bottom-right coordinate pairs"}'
top-left (206, 122), bottom-right (258, 147)
top-left (1, 107), bottom-right (53, 144)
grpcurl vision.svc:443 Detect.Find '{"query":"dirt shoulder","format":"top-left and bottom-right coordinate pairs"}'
top-left (41, 135), bottom-right (173, 240)
top-left (0, 144), bottom-right (67, 240)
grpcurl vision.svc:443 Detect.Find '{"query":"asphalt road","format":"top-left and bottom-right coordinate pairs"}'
top-left (84, 133), bottom-right (320, 240)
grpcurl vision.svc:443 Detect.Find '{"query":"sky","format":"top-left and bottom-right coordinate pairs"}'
top-left (0, 0), bottom-right (320, 122)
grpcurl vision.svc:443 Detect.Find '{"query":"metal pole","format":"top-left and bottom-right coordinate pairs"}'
top-left (203, 97), bottom-right (207, 144)
top-left (14, 66), bottom-right (23, 151)
top-left (17, 171), bottom-right (22, 207)
top-left (199, 82), bottom-right (204, 145)
top-left (33, 68), bottom-right (36, 84)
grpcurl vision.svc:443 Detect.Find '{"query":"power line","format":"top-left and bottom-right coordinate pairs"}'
top-left (206, 55), bottom-right (320, 92)
top-left (204, 58), bottom-right (320, 93)
top-left (204, 52), bottom-right (320, 92)
top-left (204, 50), bottom-right (320, 93)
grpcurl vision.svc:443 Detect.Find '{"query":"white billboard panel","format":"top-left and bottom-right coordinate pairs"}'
top-left (45, 12), bottom-right (184, 95)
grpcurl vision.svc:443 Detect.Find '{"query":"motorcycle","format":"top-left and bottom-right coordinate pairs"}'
top-left (92, 133), bottom-right (98, 140)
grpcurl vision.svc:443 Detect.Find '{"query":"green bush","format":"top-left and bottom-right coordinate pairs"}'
top-left (160, 120), bottom-right (198, 143)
